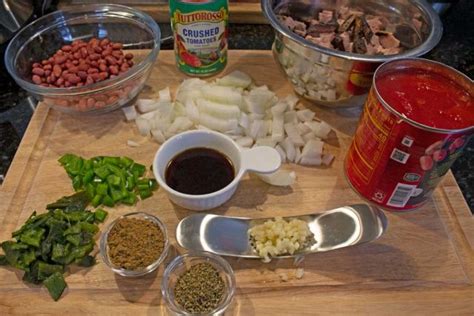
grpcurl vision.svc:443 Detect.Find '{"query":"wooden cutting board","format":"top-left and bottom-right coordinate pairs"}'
top-left (0, 51), bottom-right (473, 315)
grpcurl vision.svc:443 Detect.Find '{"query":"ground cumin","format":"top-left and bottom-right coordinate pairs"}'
top-left (107, 217), bottom-right (164, 270)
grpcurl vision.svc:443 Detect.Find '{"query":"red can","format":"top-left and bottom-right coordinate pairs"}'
top-left (345, 58), bottom-right (473, 211)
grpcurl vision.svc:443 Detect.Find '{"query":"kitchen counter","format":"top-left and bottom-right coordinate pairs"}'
top-left (0, 0), bottom-right (472, 210)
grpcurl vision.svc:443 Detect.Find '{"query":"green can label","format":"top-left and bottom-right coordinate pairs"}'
top-left (170, 0), bottom-right (228, 76)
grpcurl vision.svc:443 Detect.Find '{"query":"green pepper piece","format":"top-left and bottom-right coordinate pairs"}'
top-left (68, 243), bottom-right (94, 261)
top-left (58, 153), bottom-right (78, 166)
top-left (110, 188), bottom-right (124, 202)
top-left (46, 191), bottom-right (90, 212)
top-left (103, 156), bottom-right (121, 166)
top-left (83, 159), bottom-right (92, 171)
top-left (19, 227), bottom-right (46, 248)
top-left (80, 222), bottom-right (99, 234)
top-left (37, 261), bottom-right (64, 281)
top-left (148, 179), bottom-right (159, 190)
top-left (84, 212), bottom-right (95, 223)
top-left (137, 183), bottom-right (150, 191)
top-left (107, 164), bottom-right (123, 177)
top-left (138, 189), bottom-right (152, 200)
top-left (63, 224), bottom-right (81, 236)
top-left (94, 165), bottom-right (111, 180)
top-left (96, 183), bottom-right (108, 195)
top-left (83, 169), bottom-right (94, 185)
top-left (44, 272), bottom-right (67, 301)
top-left (130, 163), bottom-right (146, 177)
top-left (102, 195), bottom-right (114, 207)
top-left (91, 194), bottom-right (102, 208)
top-left (119, 156), bottom-right (134, 168)
top-left (76, 255), bottom-right (96, 267)
top-left (94, 209), bottom-right (108, 223)
top-left (121, 193), bottom-right (137, 205)
top-left (85, 183), bottom-right (95, 199)
top-left (66, 234), bottom-right (81, 246)
top-left (0, 255), bottom-right (7, 265)
top-left (64, 156), bottom-right (84, 177)
top-left (125, 176), bottom-right (135, 190)
top-left (51, 243), bottom-right (71, 264)
top-left (41, 222), bottom-right (66, 260)
top-left (107, 174), bottom-right (121, 187)
top-left (2, 241), bottom-right (37, 271)
top-left (72, 175), bottom-right (82, 191)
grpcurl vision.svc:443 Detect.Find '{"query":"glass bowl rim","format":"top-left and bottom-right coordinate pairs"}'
top-left (99, 211), bottom-right (170, 277)
top-left (161, 251), bottom-right (236, 316)
top-left (4, 3), bottom-right (161, 96)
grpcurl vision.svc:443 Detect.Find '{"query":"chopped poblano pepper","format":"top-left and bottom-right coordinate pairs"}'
top-left (44, 272), bottom-right (67, 301)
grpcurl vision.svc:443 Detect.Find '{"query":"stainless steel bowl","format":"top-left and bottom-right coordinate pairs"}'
top-left (262, 0), bottom-right (443, 108)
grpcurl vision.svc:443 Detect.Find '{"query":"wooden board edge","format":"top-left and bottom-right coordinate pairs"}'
top-left (434, 172), bottom-right (474, 282)
top-left (58, 3), bottom-right (268, 24)
top-left (0, 104), bottom-right (56, 227)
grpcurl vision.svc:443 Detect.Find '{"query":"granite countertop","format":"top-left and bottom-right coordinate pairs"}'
top-left (0, 0), bottom-right (472, 210)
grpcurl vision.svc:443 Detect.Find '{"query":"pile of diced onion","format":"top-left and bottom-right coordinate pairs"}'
top-left (123, 70), bottom-right (334, 168)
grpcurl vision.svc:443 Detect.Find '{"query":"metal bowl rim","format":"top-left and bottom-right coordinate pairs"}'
top-left (261, 0), bottom-right (443, 63)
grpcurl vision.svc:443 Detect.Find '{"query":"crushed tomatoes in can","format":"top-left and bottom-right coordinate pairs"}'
top-left (345, 58), bottom-right (473, 211)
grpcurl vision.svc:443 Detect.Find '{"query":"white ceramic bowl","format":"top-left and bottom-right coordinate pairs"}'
top-left (153, 130), bottom-right (281, 211)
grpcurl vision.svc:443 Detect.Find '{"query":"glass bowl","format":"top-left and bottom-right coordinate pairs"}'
top-left (161, 252), bottom-right (236, 316)
top-left (4, 4), bottom-right (161, 115)
top-left (99, 212), bottom-right (169, 277)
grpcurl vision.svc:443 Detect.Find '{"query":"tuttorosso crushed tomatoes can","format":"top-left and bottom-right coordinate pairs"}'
top-left (345, 58), bottom-right (473, 211)
top-left (170, 0), bottom-right (228, 77)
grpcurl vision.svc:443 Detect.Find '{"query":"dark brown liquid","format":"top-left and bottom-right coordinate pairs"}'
top-left (165, 147), bottom-right (235, 195)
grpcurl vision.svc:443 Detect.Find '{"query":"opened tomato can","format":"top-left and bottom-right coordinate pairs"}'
top-left (345, 58), bottom-right (473, 211)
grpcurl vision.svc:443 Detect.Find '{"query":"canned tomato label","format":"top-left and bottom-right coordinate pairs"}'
top-left (170, 0), bottom-right (228, 76)
top-left (345, 58), bottom-right (473, 211)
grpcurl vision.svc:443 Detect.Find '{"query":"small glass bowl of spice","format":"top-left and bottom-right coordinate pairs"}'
top-left (162, 252), bottom-right (236, 316)
top-left (99, 212), bottom-right (169, 277)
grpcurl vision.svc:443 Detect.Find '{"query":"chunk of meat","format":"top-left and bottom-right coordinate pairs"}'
top-left (280, 16), bottom-right (306, 32)
top-left (307, 23), bottom-right (337, 36)
top-left (340, 32), bottom-right (351, 51)
top-left (318, 10), bottom-right (334, 24)
top-left (366, 17), bottom-right (384, 33)
top-left (305, 33), bottom-right (335, 48)
top-left (380, 47), bottom-right (401, 55)
top-left (378, 33), bottom-right (400, 49)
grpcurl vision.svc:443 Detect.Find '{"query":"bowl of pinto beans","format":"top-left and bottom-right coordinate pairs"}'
top-left (5, 4), bottom-right (161, 114)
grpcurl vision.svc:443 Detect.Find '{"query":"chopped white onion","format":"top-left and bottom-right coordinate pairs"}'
top-left (302, 139), bottom-right (324, 159)
top-left (296, 109), bottom-right (316, 122)
top-left (322, 153), bottom-right (335, 166)
top-left (201, 85), bottom-right (243, 106)
top-left (236, 136), bottom-right (254, 148)
top-left (281, 138), bottom-right (296, 163)
top-left (215, 70), bottom-right (252, 88)
top-left (122, 105), bottom-right (137, 121)
top-left (256, 170), bottom-right (296, 186)
top-left (255, 137), bottom-right (277, 148)
top-left (135, 117), bottom-right (151, 136)
top-left (300, 156), bottom-right (322, 166)
top-left (127, 140), bottom-right (140, 147)
top-left (129, 71), bottom-right (335, 167)
top-left (197, 98), bottom-right (240, 119)
top-left (159, 87), bottom-right (171, 102)
top-left (136, 99), bottom-right (159, 113)
top-left (284, 123), bottom-right (305, 147)
top-left (151, 129), bottom-right (166, 143)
